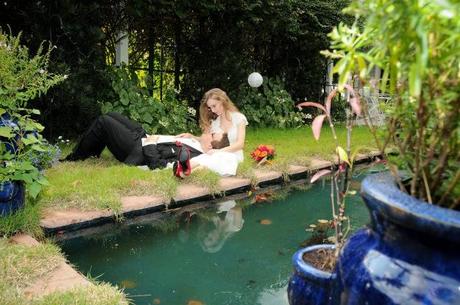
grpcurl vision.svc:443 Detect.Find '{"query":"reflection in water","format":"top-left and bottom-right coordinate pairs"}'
top-left (363, 250), bottom-right (460, 305)
top-left (198, 200), bottom-right (244, 253)
top-left (257, 284), bottom-right (288, 305)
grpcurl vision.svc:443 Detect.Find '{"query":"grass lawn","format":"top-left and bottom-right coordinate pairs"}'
top-left (0, 238), bottom-right (128, 305)
top-left (1, 125), bottom-right (378, 237)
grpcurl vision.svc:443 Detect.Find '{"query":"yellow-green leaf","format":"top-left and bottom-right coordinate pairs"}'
top-left (336, 146), bottom-right (350, 165)
top-left (0, 126), bottom-right (13, 138)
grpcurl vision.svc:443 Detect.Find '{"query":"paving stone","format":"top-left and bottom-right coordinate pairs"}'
top-left (121, 195), bottom-right (165, 212)
top-left (287, 165), bottom-right (310, 181)
top-left (253, 169), bottom-right (283, 187)
top-left (10, 234), bottom-right (91, 299)
top-left (309, 158), bottom-right (333, 170)
top-left (219, 176), bottom-right (251, 192)
top-left (40, 208), bottom-right (113, 230)
top-left (173, 184), bottom-right (211, 202)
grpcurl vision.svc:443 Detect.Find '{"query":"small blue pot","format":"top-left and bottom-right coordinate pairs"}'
top-left (336, 172), bottom-right (460, 304)
top-left (288, 244), bottom-right (338, 305)
top-left (0, 181), bottom-right (25, 216)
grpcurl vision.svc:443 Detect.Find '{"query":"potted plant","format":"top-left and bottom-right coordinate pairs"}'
top-left (0, 29), bottom-right (65, 216)
top-left (290, 1), bottom-right (460, 304)
top-left (288, 84), bottom-right (362, 305)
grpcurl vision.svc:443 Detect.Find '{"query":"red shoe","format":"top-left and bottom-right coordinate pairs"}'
top-left (173, 161), bottom-right (184, 178)
top-left (175, 142), bottom-right (191, 177)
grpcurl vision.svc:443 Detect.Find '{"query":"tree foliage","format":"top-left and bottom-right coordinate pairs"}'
top-left (0, 0), bottom-right (350, 136)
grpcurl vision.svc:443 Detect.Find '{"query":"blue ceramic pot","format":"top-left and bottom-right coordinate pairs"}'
top-left (336, 172), bottom-right (460, 304)
top-left (0, 181), bottom-right (25, 216)
top-left (288, 244), bottom-right (338, 305)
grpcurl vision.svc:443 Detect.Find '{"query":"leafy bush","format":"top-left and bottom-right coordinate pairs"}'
top-left (324, 0), bottom-right (460, 207)
top-left (100, 66), bottom-right (195, 135)
top-left (0, 30), bottom-right (65, 199)
top-left (235, 77), bottom-right (305, 128)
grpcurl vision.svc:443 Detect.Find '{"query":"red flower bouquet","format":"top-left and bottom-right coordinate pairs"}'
top-left (250, 145), bottom-right (275, 165)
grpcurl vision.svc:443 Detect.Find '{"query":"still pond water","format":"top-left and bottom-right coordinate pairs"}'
top-left (60, 178), bottom-right (369, 305)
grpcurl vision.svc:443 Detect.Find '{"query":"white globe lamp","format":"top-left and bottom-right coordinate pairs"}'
top-left (248, 72), bottom-right (263, 88)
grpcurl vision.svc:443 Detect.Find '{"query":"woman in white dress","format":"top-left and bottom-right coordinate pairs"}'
top-left (177, 88), bottom-right (248, 176)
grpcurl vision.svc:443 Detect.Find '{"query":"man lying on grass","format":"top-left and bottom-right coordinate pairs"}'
top-left (64, 112), bottom-right (238, 176)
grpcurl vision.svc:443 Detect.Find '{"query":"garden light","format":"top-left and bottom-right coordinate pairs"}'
top-left (248, 72), bottom-right (263, 88)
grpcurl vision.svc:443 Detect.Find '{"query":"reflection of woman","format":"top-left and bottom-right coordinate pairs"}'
top-left (198, 200), bottom-right (244, 253)
top-left (177, 88), bottom-right (248, 177)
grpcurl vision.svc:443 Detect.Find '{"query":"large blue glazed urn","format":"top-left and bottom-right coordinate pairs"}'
top-left (288, 244), bottom-right (337, 305)
top-left (0, 181), bottom-right (25, 216)
top-left (336, 172), bottom-right (460, 304)
top-left (288, 172), bottom-right (460, 305)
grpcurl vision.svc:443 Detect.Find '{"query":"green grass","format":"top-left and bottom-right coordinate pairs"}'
top-left (32, 284), bottom-right (129, 305)
top-left (0, 238), bottom-right (62, 303)
top-left (41, 125), bottom-right (376, 213)
top-left (0, 200), bottom-right (43, 238)
top-left (41, 158), bottom-right (178, 214)
top-left (0, 126), bottom-right (377, 238)
top-left (0, 238), bottom-right (128, 305)
top-left (245, 125), bottom-right (375, 162)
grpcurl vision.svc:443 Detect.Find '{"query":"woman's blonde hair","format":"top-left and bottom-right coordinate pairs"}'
top-left (199, 88), bottom-right (239, 132)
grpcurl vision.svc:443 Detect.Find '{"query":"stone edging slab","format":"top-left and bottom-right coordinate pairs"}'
top-left (9, 234), bottom-right (91, 299)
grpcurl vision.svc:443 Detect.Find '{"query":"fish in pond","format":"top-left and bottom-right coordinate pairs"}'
top-left (119, 279), bottom-right (136, 289)
top-left (259, 219), bottom-right (272, 225)
top-left (349, 180), bottom-right (361, 191)
top-left (153, 298), bottom-right (161, 304)
top-left (187, 300), bottom-right (204, 305)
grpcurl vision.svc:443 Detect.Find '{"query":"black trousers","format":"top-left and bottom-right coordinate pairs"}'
top-left (66, 112), bottom-right (202, 169)
top-left (66, 112), bottom-right (146, 165)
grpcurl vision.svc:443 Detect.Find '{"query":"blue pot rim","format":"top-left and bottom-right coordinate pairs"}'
top-left (292, 244), bottom-right (336, 281)
top-left (361, 172), bottom-right (460, 241)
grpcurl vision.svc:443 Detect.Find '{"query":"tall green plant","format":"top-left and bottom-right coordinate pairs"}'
top-left (322, 1), bottom-right (460, 207)
top-left (236, 77), bottom-right (305, 128)
top-left (100, 66), bottom-right (195, 135)
top-left (0, 30), bottom-right (65, 198)
top-left (298, 84), bottom-right (362, 266)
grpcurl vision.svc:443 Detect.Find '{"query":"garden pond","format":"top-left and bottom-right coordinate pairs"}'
top-left (59, 176), bottom-right (371, 305)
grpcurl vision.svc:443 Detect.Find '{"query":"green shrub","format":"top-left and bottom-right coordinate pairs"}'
top-left (100, 66), bottom-right (195, 135)
top-left (235, 77), bottom-right (305, 128)
top-left (0, 29), bottom-right (65, 199)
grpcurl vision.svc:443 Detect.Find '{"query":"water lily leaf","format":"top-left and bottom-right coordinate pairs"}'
top-left (310, 169), bottom-right (331, 183)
